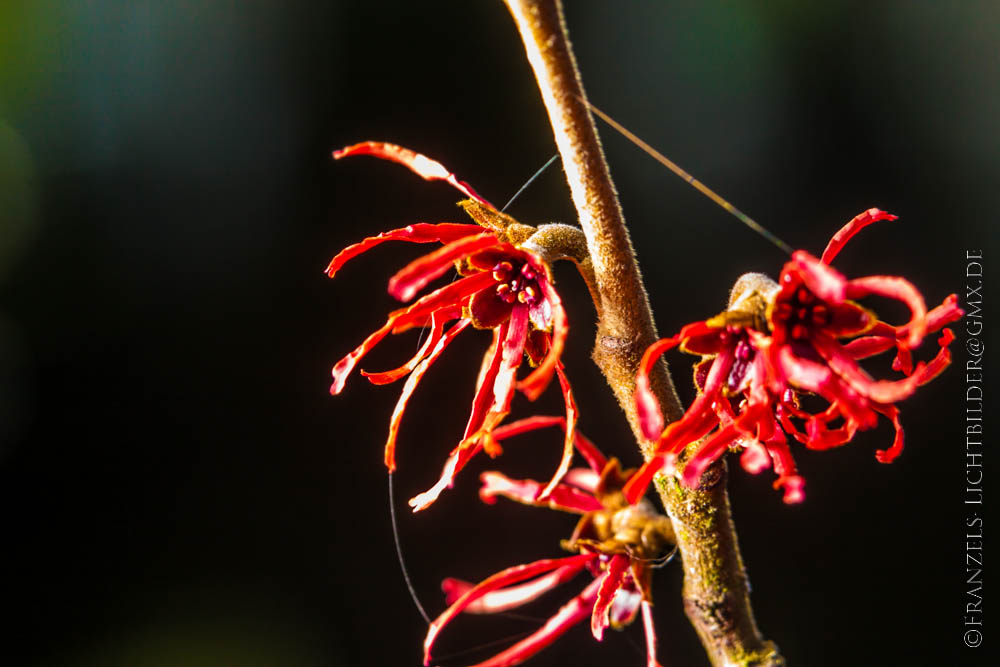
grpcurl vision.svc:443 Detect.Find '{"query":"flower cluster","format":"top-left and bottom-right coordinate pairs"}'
top-left (328, 143), bottom-right (576, 510)
top-left (424, 419), bottom-right (673, 667)
top-left (625, 209), bottom-right (963, 504)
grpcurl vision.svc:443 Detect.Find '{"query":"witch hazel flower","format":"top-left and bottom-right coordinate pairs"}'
top-left (329, 142), bottom-right (579, 510)
top-left (625, 209), bottom-right (963, 504)
top-left (424, 420), bottom-right (673, 667)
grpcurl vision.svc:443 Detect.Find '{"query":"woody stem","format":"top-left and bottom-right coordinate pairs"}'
top-left (502, 1), bottom-right (783, 665)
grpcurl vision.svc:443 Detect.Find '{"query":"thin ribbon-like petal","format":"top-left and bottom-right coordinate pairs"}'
top-left (388, 233), bottom-right (499, 302)
top-left (423, 554), bottom-right (596, 665)
top-left (538, 364), bottom-right (578, 500)
top-left (456, 576), bottom-right (603, 667)
top-left (479, 471), bottom-right (602, 513)
top-left (390, 271), bottom-right (496, 332)
top-left (812, 333), bottom-right (925, 404)
top-left (334, 141), bottom-right (495, 208)
top-left (325, 222), bottom-right (482, 278)
top-left (820, 208), bottom-right (898, 264)
top-left (440, 559), bottom-right (589, 613)
top-left (383, 320), bottom-right (470, 471)
top-left (491, 304), bottom-right (531, 415)
top-left (329, 317), bottom-right (396, 396)
top-left (641, 600), bottom-right (664, 667)
top-left (361, 306), bottom-right (458, 385)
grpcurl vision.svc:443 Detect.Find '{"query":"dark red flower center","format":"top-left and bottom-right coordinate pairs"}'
top-left (772, 285), bottom-right (831, 341)
top-left (491, 260), bottom-right (542, 306)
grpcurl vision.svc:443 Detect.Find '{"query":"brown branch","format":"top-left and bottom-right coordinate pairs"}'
top-left (501, 1), bottom-right (784, 665)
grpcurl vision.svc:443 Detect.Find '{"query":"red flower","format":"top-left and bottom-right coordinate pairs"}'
top-left (625, 209), bottom-right (963, 504)
top-left (424, 419), bottom-right (672, 667)
top-left (329, 142), bottom-right (575, 510)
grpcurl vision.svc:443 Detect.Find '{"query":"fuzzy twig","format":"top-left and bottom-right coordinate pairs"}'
top-left (502, 1), bottom-right (784, 664)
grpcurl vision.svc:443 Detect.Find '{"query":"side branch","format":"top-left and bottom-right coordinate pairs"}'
top-left (502, 1), bottom-right (783, 665)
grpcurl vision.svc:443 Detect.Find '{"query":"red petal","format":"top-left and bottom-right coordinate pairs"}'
top-left (390, 271), bottom-right (496, 332)
top-left (440, 561), bottom-right (588, 614)
top-left (843, 335), bottom-right (896, 360)
top-left (788, 251), bottom-right (848, 303)
top-left (775, 475), bottom-right (806, 504)
top-left (641, 601), bottom-right (664, 667)
top-left (459, 576), bottom-right (602, 667)
top-left (463, 327), bottom-right (506, 440)
top-left (537, 364), bottom-right (579, 500)
top-left (325, 222), bottom-right (483, 278)
top-left (388, 233), bottom-right (499, 302)
top-left (820, 208), bottom-right (898, 264)
top-left (872, 404), bottom-right (905, 463)
top-left (591, 554), bottom-right (630, 641)
top-left (334, 141), bottom-right (495, 208)
top-left (812, 333), bottom-right (924, 404)
top-left (680, 422), bottom-right (741, 490)
top-left (361, 305), bottom-right (458, 385)
top-left (517, 277), bottom-right (568, 401)
top-left (490, 304), bottom-right (530, 415)
top-left (409, 438), bottom-right (483, 512)
top-left (383, 319), bottom-right (470, 471)
top-left (329, 317), bottom-right (396, 395)
top-left (423, 554), bottom-right (596, 665)
top-left (488, 414), bottom-right (605, 473)
top-left (846, 275), bottom-right (927, 349)
top-left (479, 471), bottom-right (602, 513)
top-left (910, 328), bottom-right (956, 386)
top-left (635, 337), bottom-right (682, 441)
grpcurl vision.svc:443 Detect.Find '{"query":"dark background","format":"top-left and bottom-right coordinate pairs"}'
top-left (1, 2), bottom-right (995, 665)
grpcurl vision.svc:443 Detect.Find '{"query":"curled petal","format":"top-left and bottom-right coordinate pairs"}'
top-left (479, 471), bottom-right (603, 513)
top-left (775, 475), bottom-right (806, 504)
top-left (910, 328), bottom-right (956, 386)
top-left (872, 404), bottom-right (905, 463)
top-left (820, 208), bottom-right (898, 264)
top-left (423, 554), bottom-right (597, 665)
top-left (812, 333), bottom-right (924, 404)
top-left (517, 276), bottom-right (568, 401)
top-left (591, 554), bottom-right (630, 641)
top-left (325, 222), bottom-right (482, 278)
top-left (739, 439), bottom-right (772, 474)
top-left (846, 275), bottom-right (927, 349)
top-left (383, 320), bottom-right (469, 471)
top-left (334, 141), bottom-right (495, 208)
top-left (388, 233), bottom-right (499, 302)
